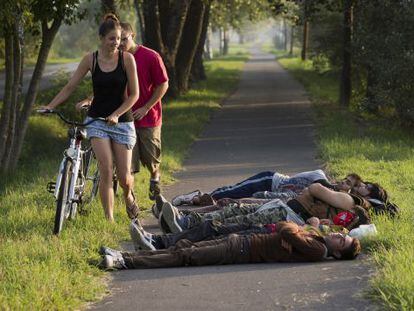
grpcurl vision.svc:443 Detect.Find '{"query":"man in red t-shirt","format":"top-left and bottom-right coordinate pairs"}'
top-left (119, 22), bottom-right (169, 200)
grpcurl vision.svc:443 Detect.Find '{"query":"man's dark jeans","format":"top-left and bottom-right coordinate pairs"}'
top-left (122, 234), bottom-right (252, 269)
top-left (158, 220), bottom-right (269, 248)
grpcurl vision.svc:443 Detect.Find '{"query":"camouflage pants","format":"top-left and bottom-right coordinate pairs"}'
top-left (186, 199), bottom-right (288, 228)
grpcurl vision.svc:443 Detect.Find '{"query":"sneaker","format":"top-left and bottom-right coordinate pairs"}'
top-left (171, 190), bottom-right (201, 206)
top-left (151, 194), bottom-right (168, 219)
top-left (99, 246), bottom-right (123, 258)
top-left (158, 211), bottom-right (172, 234)
top-left (129, 220), bottom-right (156, 251)
top-left (101, 254), bottom-right (127, 270)
top-left (149, 179), bottom-right (161, 201)
top-left (161, 202), bottom-right (186, 233)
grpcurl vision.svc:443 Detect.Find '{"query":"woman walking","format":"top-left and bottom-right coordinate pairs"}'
top-left (41, 14), bottom-right (139, 221)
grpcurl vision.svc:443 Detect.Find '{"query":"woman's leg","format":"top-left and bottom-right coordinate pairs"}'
top-left (111, 141), bottom-right (135, 211)
top-left (91, 138), bottom-right (115, 221)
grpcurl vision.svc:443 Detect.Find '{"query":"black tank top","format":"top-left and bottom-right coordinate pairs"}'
top-left (88, 50), bottom-right (133, 122)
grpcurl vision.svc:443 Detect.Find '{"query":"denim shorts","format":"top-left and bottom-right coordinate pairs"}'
top-left (85, 117), bottom-right (136, 150)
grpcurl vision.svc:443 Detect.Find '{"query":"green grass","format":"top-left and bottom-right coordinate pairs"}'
top-left (276, 52), bottom-right (414, 310)
top-left (0, 52), bottom-right (248, 309)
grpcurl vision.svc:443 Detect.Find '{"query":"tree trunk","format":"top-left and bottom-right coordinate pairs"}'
top-left (340, 0), bottom-right (353, 107)
top-left (204, 27), bottom-right (212, 60)
top-left (142, 0), bottom-right (191, 97)
top-left (2, 17), bottom-right (23, 170)
top-left (101, 0), bottom-right (117, 15)
top-left (301, 20), bottom-right (309, 60)
top-left (8, 19), bottom-right (61, 170)
top-left (289, 25), bottom-right (294, 55)
top-left (223, 28), bottom-right (229, 55)
top-left (190, 1), bottom-right (210, 82)
top-left (218, 28), bottom-right (223, 55)
top-left (0, 28), bottom-right (14, 165)
top-left (133, 0), bottom-right (145, 44)
top-left (176, 0), bottom-right (206, 92)
top-left (283, 19), bottom-right (288, 51)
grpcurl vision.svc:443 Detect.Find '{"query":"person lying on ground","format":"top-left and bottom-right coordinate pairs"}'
top-left (171, 170), bottom-right (362, 207)
top-left (129, 216), bottom-right (348, 251)
top-left (160, 181), bottom-right (382, 233)
top-left (99, 221), bottom-right (361, 270)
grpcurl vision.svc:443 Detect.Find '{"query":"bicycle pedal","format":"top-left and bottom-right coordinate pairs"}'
top-left (47, 182), bottom-right (56, 193)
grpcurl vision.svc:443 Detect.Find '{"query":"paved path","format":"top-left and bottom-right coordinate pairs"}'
top-left (0, 62), bottom-right (78, 101)
top-left (91, 48), bottom-right (374, 310)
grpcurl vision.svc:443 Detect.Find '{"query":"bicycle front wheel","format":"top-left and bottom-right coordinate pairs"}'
top-left (83, 148), bottom-right (100, 204)
top-left (54, 160), bottom-right (72, 235)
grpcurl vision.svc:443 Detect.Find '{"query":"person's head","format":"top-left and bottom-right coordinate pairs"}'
top-left (352, 181), bottom-right (388, 202)
top-left (324, 233), bottom-right (361, 260)
top-left (336, 173), bottom-right (362, 192)
top-left (98, 13), bottom-right (122, 53)
top-left (119, 22), bottom-right (136, 52)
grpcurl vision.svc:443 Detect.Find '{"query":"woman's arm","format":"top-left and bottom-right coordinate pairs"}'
top-left (308, 183), bottom-right (355, 211)
top-left (43, 54), bottom-right (91, 109)
top-left (107, 53), bottom-right (139, 124)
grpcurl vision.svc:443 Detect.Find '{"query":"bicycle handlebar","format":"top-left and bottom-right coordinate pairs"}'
top-left (36, 109), bottom-right (106, 126)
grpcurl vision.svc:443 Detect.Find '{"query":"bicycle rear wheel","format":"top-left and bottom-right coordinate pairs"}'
top-left (54, 160), bottom-right (72, 235)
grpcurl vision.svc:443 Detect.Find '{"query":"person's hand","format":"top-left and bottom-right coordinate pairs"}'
top-left (75, 99), bottom-right (91, 112)
top-left (132, 107), bottom-right (149, 121)
top-left (106, 114), bottom-right (119, 125)
top-left (281, 239), bottom-right (292, 253)
top-left (306, 217), bottom-right (320, 227)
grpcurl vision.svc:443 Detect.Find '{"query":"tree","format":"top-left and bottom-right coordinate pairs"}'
top-left (0, 0), bottom-right (86, 172)
top-left (339, 0), bottom-right (353, 107)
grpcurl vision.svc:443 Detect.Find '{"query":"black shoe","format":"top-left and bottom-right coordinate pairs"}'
top-left (149, 179), bottom-right (161, 201)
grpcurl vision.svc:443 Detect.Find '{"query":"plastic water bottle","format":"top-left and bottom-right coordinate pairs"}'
top-left (349, 224), bottom-right (378, 239)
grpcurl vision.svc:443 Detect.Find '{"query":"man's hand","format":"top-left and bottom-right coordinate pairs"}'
top-left (132, 107), bottom-right (149, 121)
top-left (281, 239), bottom-right (292, 253)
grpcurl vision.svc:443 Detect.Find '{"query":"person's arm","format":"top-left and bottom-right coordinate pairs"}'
top-left (278, 221), bottom-right (327, 261)
top-left (307, 183), bottom-right (354, 211)
top-left (42, 54), bottom-right (91, 109)
top-left (107, 53), bottom-right (139, 124)
top-left (132, 81), bottom-right (168, 121)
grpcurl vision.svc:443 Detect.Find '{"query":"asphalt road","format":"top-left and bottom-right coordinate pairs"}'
top-left (0, 62), bottom-right (79, 101)
top-left (91, 48), bottom-right (376, 311)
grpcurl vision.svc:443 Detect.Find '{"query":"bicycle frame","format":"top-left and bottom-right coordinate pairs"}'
top-left (53, 127), bottom-right (85, 206)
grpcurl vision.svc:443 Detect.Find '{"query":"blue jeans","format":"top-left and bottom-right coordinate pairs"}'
top-left (210, 171), bottom-right (274, 200)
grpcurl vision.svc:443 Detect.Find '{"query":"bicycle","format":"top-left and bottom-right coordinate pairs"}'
top-left (38, 109), bottom-right (105, 235)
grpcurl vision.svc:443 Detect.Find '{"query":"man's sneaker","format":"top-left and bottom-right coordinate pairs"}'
top-left (101, 254), bottom-right (127, 270)
top-left (129, 220), bottom-right (156, 251)
top-left (149, 179), bottom-right (161, 201)
top-left (158, 211), bottom-right (172, 234)
top-left (161, 202), bottom-right (186, 233)
top-left (99, 246), bottom-right (123, 258)
top-left (151, 194), bottom-right (168, 219)
top-left (171, 190), bottom-right (201, 206)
